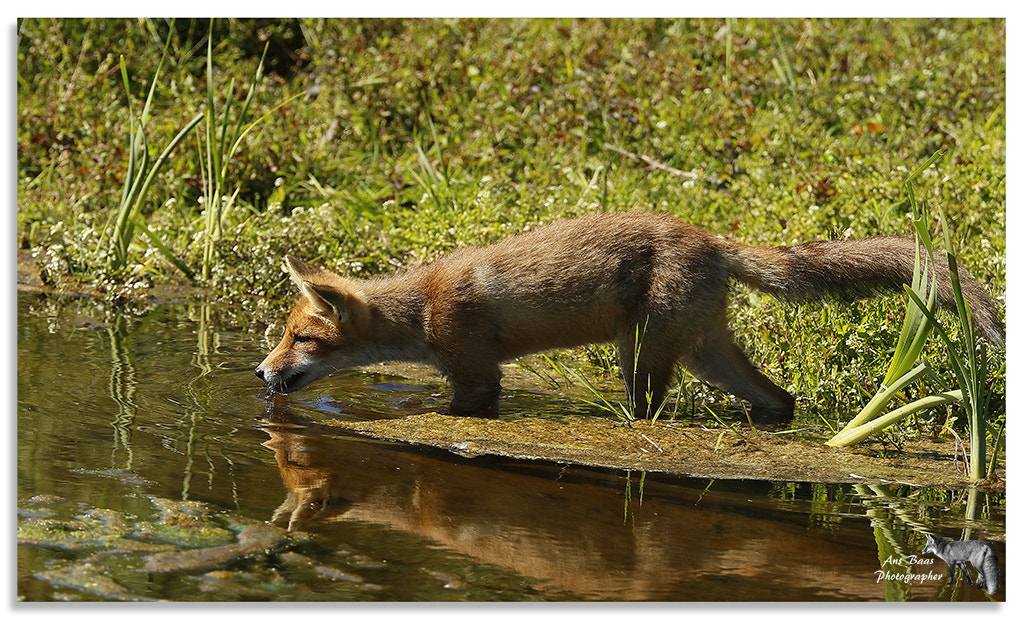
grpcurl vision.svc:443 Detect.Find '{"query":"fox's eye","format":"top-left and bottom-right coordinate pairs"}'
top-left (292, 334), bottom-right (314, 343)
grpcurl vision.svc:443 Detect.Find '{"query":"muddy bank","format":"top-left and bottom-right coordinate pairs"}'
top-left (326, 413), bottom-right (1002, 491)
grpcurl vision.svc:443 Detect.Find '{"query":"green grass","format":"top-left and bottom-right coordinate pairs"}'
top-left (17, 18), bottom-right (1005, 436)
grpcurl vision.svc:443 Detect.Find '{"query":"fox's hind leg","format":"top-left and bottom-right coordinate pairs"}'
top-left (678, 317), bottom-right (795, 422)
top-left (617, 331), bottom-right (677, 419)
top-left (953, 561), bottom-right (979, 587)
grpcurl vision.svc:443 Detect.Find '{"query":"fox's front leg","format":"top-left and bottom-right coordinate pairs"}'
top-left (946, 561), bottom-right (973, 586)
top-left (446, 363), bottom-right (503, 418)
top-left (944, 561), bottom-right (957, 585)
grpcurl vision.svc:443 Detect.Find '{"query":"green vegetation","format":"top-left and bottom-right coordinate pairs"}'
top-left (904, 212), bottom-right (1000, 480)
top-left (18, 19), bottom-right (1005, 442)
top-left (108, 36), bottom-right (203, 278)
top-left (828, 153), bottom-right (950, 446)
top-left (828, 151), bottom-right (1002, 480)
top-left (539, 318), bottom-right (686, 423)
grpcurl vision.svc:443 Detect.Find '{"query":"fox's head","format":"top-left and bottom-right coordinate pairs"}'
top-left (255, 255), bottom-right (371, 393)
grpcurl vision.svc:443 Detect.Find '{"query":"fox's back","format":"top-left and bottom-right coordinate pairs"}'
top-left (419, 212), bottom-right (726, 357)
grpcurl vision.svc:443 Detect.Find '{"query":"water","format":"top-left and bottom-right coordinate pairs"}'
top-left (16, 292), bottom-right (1005, 601)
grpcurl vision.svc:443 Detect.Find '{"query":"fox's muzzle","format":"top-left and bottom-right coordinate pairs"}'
top-left (255, 366), bottom-right (293, 394)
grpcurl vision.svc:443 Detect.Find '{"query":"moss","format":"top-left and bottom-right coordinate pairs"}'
top-left (326, 413), bottom-right (1003, 490)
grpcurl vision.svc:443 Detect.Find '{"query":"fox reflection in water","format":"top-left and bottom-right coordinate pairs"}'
top-left (258, 402), bottom-right (897, 600)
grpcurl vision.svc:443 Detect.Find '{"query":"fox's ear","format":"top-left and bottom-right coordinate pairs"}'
top-left (299, 281), bottom-right (368, 326)
top-left (284, 256), bottom-right (366, 326)
top-left (284, 255), bottom-right (327, 288)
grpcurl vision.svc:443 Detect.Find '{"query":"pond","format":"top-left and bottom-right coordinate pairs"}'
top-left (16, 292), bottom-right (1005, 602)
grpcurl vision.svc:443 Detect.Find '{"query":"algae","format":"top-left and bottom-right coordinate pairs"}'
top-left (19, 496), bottom-right (290, 568)
top-left (132, 497), bottom-right (238, 547)
top-left (142, 519), bottom-right (288, 573)
top-left (17, 493), bottom-right (411, 601)
top-left (133, 522), bottom-right (237, 548)
top-left (325, 413), bottom-right (1003, 491)
top-left (34, 563), bottom-right (160, 602)
top-left (18, 509), bottom-right (162, 553)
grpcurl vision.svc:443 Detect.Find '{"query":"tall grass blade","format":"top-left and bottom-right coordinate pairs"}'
top-left (107, 24), bottom-right (201, 276)
top-left (829, 154), bottom-right (945, 443)
top-left (904, 245), bottom-right (991, 481)
top-left (198, 21), bottom-right (292, 280)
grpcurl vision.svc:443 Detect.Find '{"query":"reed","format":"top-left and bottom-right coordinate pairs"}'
top-left (104, 24), bottom-right (201, 277)
top-left (197, 23), bottom-right (264, 281)
top-left (197, 20), bottom-right (304, 280)
top-left (903, 208), bottom-right (996, 480)
top-left (828, 152), bottom-right (999, 480)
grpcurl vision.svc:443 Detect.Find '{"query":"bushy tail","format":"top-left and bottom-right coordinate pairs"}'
top-left (979, 548), bottom-right (1001, 595)
top-left (717, 236), bottom-right (1004, 346)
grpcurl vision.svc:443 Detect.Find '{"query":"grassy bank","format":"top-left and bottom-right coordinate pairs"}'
top-left (17, 18), bottom-right (1005, 432)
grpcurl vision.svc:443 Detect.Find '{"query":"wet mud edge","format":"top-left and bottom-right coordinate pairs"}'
top-left (326, 413), bottom-right (1003, 491)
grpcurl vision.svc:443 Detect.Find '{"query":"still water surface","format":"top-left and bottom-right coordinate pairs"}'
top-left (16, 292), bottom-right (1005, 601)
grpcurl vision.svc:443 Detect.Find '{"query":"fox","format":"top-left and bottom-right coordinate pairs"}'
top-left (921, 533), bottom-right (1001, 594)
top-left (255, 211), bottom-right (1003, 422)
